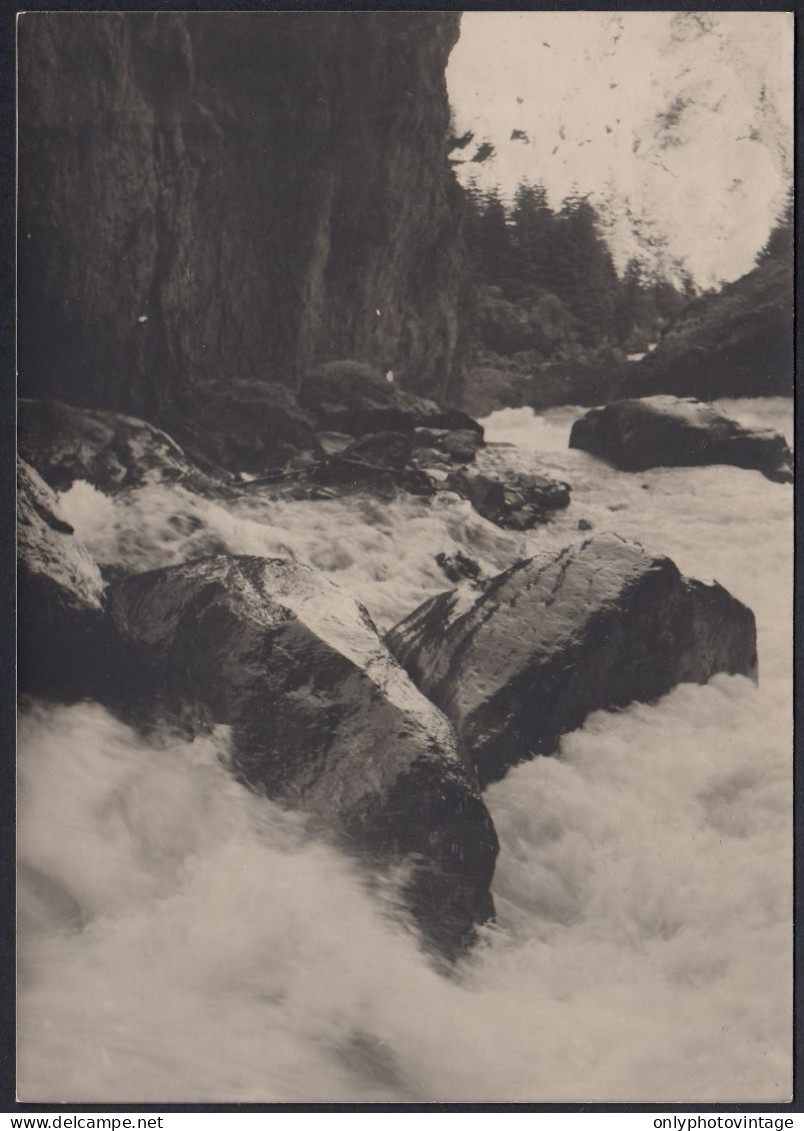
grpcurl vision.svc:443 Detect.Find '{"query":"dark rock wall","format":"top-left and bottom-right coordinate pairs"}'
top-left (18, 13), bottom-right (467, 418)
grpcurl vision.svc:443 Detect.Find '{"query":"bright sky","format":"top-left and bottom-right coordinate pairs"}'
top-left (447, 11), bottom-right (793, 287)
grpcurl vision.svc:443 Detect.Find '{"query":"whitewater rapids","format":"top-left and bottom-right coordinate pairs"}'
top-left (17, 399), bottom-right (793, 1103)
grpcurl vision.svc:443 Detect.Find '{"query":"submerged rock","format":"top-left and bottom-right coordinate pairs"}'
top-left (108, 555), bottom-right (498, 957)
top-left (386, 534), bottom-right (757, 786)
top-left (18, 398), bottom-right (221, 495)
top-left (17, 460), bottom-right (109, 699)
top-left (446, 466), bottom-right (571, 530)
top-left (569, 396), bottom-right (793, 483)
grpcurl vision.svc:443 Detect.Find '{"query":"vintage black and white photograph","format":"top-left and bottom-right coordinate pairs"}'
top-left (16, 9), bottom-right (794, 1104)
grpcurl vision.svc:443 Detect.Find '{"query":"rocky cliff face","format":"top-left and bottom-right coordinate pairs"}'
top-left (18, 13), bottom-right (467, 417)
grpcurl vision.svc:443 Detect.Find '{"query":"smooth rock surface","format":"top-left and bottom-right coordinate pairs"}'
top-left (17, 460), bottom-right (109, 699)
top-left (386, 534), bottom-right (758, 786)
top-left (569, 396), bottom-right (793, 483)
top-left (108, 554), bottom-right (498, 956)
top-left (628, 256), bottom-right (793, 400)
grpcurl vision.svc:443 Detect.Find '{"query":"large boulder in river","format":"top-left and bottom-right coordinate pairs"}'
top-left (17, 460), bottom-right (109, 699)
top-left (18, 398), bottom-right (221, 495)
top-left (107, 555), bottom-right (498, 957)
top-left (386, 535), bottom-right (757, 786)
top-left (569, 396), bottom-right (793, 483)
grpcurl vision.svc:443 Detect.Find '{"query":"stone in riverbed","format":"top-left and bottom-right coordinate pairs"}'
top-left (385, 534), bottom-right (757, 786)
top-left (107, 555), bottom-right (498, 958)
top-left (569, 396), bottom-right (792, 483)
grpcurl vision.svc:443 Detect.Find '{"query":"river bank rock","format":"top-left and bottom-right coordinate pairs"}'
top-left (17, 460), bottom-right (110, 700)
top-left (413, 427), bottom-right (483, 465)
top-left (18, 398), bottom-right (223, 495)
top-left (445, 466), bottom-right (571, 530)
top-left (525, 355), bottom-right (627, 410)
top-left (569, 396), bottom-right (793, 483)
top-left (386, 534), bottom-right (757, 786)
top-left (341, 431), bottom-right (413, 470)
top-left (107, 555), bottom-right (498, 957)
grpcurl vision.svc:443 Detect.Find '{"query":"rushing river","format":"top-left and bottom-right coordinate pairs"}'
top-left (17, 399), bottom-right (793, 1104)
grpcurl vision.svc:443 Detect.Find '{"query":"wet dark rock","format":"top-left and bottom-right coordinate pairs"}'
top-left (108, 555), bottom-right (498, 956)
top-left (446, 466), bottom-right (571, 530)
top-left (460, 341), bottom-right (629, 418)
top-left (311, 458), bottom-right (434, 499)
top-left (414, 428), bottom-right (482, 465)
top-left (300, 361), bottom-right (485, 442)
top-left (569, 396), bottom-right (793, 483)
top-left (425, 409), bottom-right (485, 438)
top-left (460, 364), bottom-right (530, 419)
top-left (160, 380), bottom-right (322, 474)
top-left (628, 257), bottom-right (793, 400)
top-left (435, 551), bottom-right (482, 585)
top-left (17, 460), bottom-right (110, 700)
top-left (18, 398), bottom-right (221, 495)
top-left (386, 534), bottom-right (758, 786)
top-left (439, 429), bottom-right (483, 463)
top-left (526, 356), bottom-right (627, 410)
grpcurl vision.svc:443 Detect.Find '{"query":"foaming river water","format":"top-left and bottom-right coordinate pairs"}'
top-left (18, 399), bottom-right (793, 1103)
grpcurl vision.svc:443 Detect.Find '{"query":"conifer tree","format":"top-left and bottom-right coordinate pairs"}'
top-left (473, 187), bottom-right (516, 293)
top-left (756, 189), bottom-right (793, 266)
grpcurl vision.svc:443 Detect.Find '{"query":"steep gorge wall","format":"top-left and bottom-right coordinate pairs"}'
top-left (18, 12), bottom-right (467, 417)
